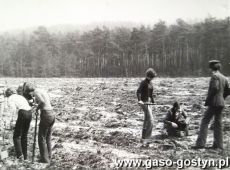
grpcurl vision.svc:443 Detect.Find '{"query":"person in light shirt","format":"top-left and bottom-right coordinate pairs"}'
top-left (24, 83), bottom-right (55, 163)
top-left (5, 87), bottom-right (32, 160)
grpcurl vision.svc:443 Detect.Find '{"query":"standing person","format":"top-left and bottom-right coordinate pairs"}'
top-left (192, 60), bottom-right (229, 150)
top-left (5, 87), bottom-right (32, 160)
top-left (0, 84), bottom-right (5, 127)
top-left (164, 101), bottom-right (189, 137)
top-left (137, 68), bottom-right (157, 145)
top-left (24, 84), bottom-right (55, 163)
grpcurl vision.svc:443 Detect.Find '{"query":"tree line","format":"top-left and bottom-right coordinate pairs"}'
top-left (0, 17), bottom-right (229, 77)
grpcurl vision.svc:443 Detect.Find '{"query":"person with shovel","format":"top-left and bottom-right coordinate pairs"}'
top-left (5, 87), bottom-right (32, 160)
top-left (24, 83), bottom-right (55, 163)
top-left (137, 68), bottom-right (157, 145)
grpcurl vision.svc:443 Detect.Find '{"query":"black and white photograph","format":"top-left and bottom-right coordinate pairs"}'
top-left (0, 0), bottom-right (230, 169)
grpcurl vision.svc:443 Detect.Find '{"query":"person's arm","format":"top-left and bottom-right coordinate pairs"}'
top-left (7, 98), bottom-right (17, 122)
top-left (137, 81), bottom-right (144, 101)
top-left (149, 82), bottom-right (155, 103)
top-left (223, 79), bottom-right (229, 99)
top-left (181, 110), bottom-right (187, 119)
top-left (34, 92), bottom-right (45, 111)
top-left (163, 111), bottom-right (172, 124)
top-left (150, 91), bottom-right (155, 104)
top-left (137, 81), bottom-right (145, 106)
top-left (205, 75), bottom-right (219, 106)
top-left (209, 75), bottom-right (219, 96)
top-left (164, 110), bottom-right (179, 128)
top-left (182, 110), bottom-right (189, 124)
top-left (164, 114), bottom-right (178, 128)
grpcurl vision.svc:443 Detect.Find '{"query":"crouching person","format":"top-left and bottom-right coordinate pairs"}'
top-left (164, 102), bottom-right (189, 137)
top-left (24, 84), bottom-right (55, 163)
top-left (5, 87), bottom-right (32, 160)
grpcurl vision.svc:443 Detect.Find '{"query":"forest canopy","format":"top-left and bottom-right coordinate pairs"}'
top-left (0, 17), bottom-right (229, 77)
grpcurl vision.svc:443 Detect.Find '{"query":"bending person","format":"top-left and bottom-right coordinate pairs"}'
top-left (24, 84), bottom-right (55, 163)
top-left (5, 87), bottom-right (32, 160)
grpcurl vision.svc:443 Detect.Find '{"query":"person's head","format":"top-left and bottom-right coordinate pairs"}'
top-left (145, 68), bottom-right (157, 80)
top-left (208, 60), bottom-right (221, 71)
top-left (5, 87), bottom-right (17, 97)
top-left (23, 82), bottom-right (36, 94)
top-left (17, 84), bottom-right (24, 95)
top-left (172, 101), bottom-right (180, 112)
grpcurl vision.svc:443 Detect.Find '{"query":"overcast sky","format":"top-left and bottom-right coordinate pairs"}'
top-left (0, 0), bottom-right (229, 32)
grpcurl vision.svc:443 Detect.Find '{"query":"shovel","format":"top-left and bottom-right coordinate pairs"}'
top-left (32, 110), bottom-right (39, 163)
top-left (144, 102), bottom-right (156, 105)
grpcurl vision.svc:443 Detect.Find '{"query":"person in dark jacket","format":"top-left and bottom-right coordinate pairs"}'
top-left (192, 60), bottom-right (229, 149)
top-left (137, 68), bottom-right (157, 144)
top-left (164, 102), bottom-right (189, 137)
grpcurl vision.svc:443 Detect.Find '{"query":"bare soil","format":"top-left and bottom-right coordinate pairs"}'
top-left (0, 77), bottom-right (230, 169)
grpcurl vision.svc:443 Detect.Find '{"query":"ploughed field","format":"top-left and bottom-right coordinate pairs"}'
top-left (0, 77), bottom-right (230, 169)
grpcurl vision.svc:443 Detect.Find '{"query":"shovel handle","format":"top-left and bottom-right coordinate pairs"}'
top-left (144, 103), bottom-right (156, 105)
top-left (32, 110), bottom-right (38, 163)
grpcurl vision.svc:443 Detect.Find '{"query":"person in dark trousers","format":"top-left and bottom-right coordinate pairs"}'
top-left (24, 84), bottom-right (55, 163)
top-left (164, 102), bottom-right (189, 137)
top-left (192, 60), bottom-right (229, 150)
top-left (137, 68), bottom-right (157, 145)
top-left (5, 87), bottom-right (32, 160)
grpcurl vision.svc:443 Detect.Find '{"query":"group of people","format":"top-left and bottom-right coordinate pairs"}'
top-left (137, 60), bottom-right (230, 150)
top-left (3, 82), bottom-right (55, 163)
top-left (0, 59), bottom-right (228, 163)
